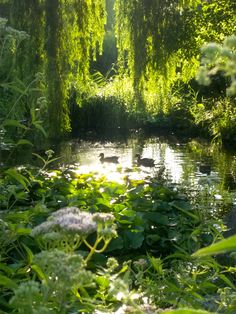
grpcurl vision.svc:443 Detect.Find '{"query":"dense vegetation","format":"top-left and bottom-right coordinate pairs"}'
top-left (1, 0), bottom-right (236, 313)
top-left (1, 0), bottom-right (235, 142)
top-left (1, 160), bottom-right (236, 313)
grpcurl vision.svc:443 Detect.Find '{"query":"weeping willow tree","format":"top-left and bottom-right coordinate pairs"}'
top-left (6, 0), bottom-right (106, 138)
top-left (114, 0), bottom-right (236, 114)
top-left (2, 0), bottom-right (235, 136)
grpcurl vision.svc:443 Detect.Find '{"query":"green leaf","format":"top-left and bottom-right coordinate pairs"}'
top-left (146, 234), bottom-right (161, 245)
top-left (163, 309), bottom-right (215, 314)
top-left (148, 255), bottom-right (163, 275)
top-left (22, 243), bottom-right (34, 264)
top-left (31, 264), bottom-right (47, 282)
top-left (96, 276), bottom-right (109, 288)
top-left (3, 119), bottom-right (27, 129)
top-left (0, 263), bottom-right (14, 276)
top-left (124, 230), bottom-right (144, 249)
top-left (5, 168), bottom-right (30, 191)
top-left (0, 274), bottom-right (18, 290)
top-left (105, 237), bottom-right (124, 252)
top-left (172, 201), bottom-right (199, 221)
top-left (16, 139), bottom-right (33, 146)
top-left (218, 274), bottom-right (236, 290)
top-left (33, 122), bottom-right (47, 137)
top-left (32, 153), bottom-right (46, 164)
top-left (143, 212), bottom-right (169, 225)
top-left (193, 235), bottom-right (236, 257)
top-left (15, 228), bottom-right (31, 235)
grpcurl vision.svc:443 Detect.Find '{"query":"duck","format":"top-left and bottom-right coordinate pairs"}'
top-left (135, 154), bottom-right (155, 167)
top-left (99, 153), bottom-right (119, 164)
top-left (199, 164), bottom-right (211, 175)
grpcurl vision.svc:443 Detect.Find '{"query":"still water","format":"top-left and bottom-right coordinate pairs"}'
top-left (57, 134), bottom-right (236, 190)
top-left (57, 134), bottom-right (236, 234)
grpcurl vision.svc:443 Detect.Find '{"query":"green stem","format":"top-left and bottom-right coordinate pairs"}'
top-left (85, 236), bottom-right (103, 263)
top-left (94, 239), bottom-right (111, 253)
top-left (83, 238), bottom-right (93, 250)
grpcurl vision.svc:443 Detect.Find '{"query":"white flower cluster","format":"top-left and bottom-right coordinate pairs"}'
top-left (31, 207), bottom-right (116, 238)
top-left (31, 207), bottom-right (97, 237)
top-left (93, 212), bottom-right (115, 224)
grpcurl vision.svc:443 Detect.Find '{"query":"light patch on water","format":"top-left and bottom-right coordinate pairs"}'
top-left (163, 146), bottom-right (183, 183)
top-left (58, 137), bottom-right (223, 187)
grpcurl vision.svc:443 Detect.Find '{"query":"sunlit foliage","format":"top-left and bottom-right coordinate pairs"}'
top-left (3, 0), bottom-right (106, 137)
top-left (1, 0), bottom-right (235, 138)
top-left (114, 0), bottom-right (235, 114)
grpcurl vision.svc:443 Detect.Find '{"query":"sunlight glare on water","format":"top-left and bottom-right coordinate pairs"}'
top-left (58, 136), bottom-right (222, 187)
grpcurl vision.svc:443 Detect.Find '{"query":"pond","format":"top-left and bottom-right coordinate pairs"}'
top-left (56, 133), bottom-right (236, 235)
top-left (2, 132), bottom-right (236, 233)
top-left (57, 134), bottom-right (235, 187)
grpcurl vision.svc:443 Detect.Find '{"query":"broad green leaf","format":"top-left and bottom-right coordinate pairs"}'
top-left (3, 119), bottom-right (27, 129)
top-left (143, 212), bottom-right (169, 225)
top-left (5, 168), bottom-right (30, 191)
top-left (124, 230), bottom-right (144, 249)
top-left (105, 237), bottom-right (124, 252)
top-left (0, 274), bottom-right (18, 290)
top-left (16, 139), bottom-right (33, 146)
top-left (193, 235), bottom-right (236, 256)
top-left (146, 234), bottom-right (161, 245)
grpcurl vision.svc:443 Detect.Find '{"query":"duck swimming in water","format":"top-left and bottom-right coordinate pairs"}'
top-left (99, 153), bottom-right (119, 164)
top-left (199, 163), bottom-right (211, 175)
top-left (135, 154), bottom-right (155, 167)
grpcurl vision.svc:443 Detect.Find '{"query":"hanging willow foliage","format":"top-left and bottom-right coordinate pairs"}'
top-left (7, 0), bottom-right (106, 138)
top-left (114, 0), bottom-right (235, 113)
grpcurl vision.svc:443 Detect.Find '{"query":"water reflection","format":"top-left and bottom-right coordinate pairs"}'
top-left (57, 135), bottom-right (236, 232)
top-left (58, 136), bottom-right (228, 189)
